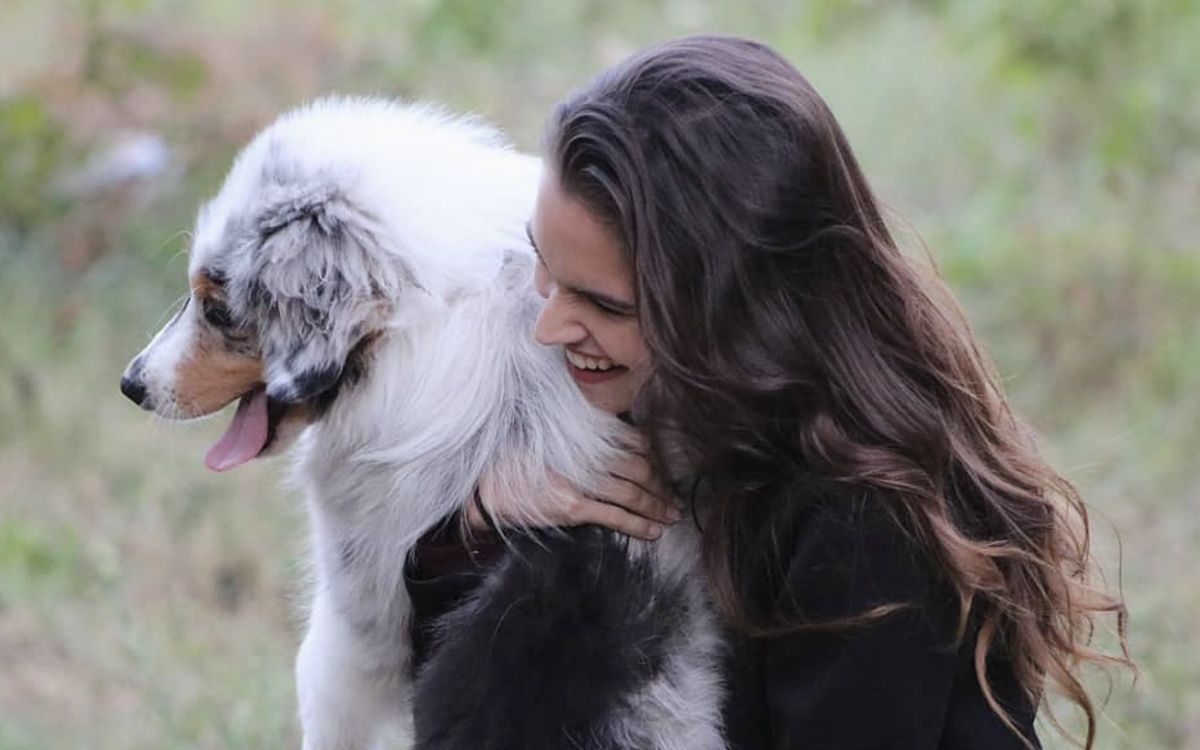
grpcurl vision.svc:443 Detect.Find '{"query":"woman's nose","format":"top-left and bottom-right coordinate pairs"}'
top-left (533, 294), bottom-right (586, 346)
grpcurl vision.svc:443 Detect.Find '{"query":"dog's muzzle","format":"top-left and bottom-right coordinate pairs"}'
top-left (120, 356), bottom-right (150, 408)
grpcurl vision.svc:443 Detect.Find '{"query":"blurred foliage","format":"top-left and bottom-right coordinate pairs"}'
top-left (0, 0), bottom-right (1196, 748)
top-left (0, 97), bottom-right (69, 231)
top-left (0, 521), bottom-right (87, 598)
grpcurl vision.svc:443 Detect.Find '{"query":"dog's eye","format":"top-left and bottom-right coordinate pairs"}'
top-left (203, 298), bottom-right (235, 329)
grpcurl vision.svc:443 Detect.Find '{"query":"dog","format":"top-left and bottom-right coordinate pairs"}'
top-left (119, 97), bottom-right (725, 750)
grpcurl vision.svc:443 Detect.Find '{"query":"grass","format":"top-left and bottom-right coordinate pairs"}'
top-left (0, 251), bottom-right (303, 748)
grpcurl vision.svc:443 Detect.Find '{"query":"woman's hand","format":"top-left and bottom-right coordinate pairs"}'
top-left (466, 438), bottom-right (682, 540)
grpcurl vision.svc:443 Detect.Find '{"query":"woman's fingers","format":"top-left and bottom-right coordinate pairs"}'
top-left (600, 472), bottom-right (678, 524)
top-left (576, 497), bottom-right (665, 540)
top-left (601, 452), bottom-right (680, 522)
top-left (611, 449), bottom-right (655, 489)
top-left (469, 438), bottom-right (681, 539)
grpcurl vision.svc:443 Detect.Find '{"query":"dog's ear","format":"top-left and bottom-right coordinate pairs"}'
top-left (233, 181), bottom-right (412, 404)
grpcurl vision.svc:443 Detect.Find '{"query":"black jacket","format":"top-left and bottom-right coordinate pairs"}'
top-left (404, 474), bottom-right (1040, 749)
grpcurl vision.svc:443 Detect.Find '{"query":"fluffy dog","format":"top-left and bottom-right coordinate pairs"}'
top-left (120, 98), bottom-right (725, 750)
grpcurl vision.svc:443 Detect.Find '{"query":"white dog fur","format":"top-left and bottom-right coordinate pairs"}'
top-left (122, 97), bottom-right (725, 750)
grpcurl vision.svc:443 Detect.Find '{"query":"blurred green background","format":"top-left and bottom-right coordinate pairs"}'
top-left (0, 0), bottom-right (1196, 748)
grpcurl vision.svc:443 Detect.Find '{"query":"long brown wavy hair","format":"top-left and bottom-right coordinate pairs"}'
top-left (545, 35), bottom-right (1130, 747)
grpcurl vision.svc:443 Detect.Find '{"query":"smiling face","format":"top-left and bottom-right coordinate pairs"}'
top-left (529, 171), bottom-right (651, 415)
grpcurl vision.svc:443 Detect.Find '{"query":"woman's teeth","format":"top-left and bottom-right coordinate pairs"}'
top-left (566, 350), bottom-right (616, 371)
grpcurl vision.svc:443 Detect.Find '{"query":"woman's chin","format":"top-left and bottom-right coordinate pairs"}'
top-left (575, 380), bottom-right (636, 416)
top-left (565, 359), bottom-right (645, 416)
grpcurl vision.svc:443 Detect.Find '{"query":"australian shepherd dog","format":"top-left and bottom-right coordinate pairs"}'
top-left (119, 98), bottom-right (725, 750)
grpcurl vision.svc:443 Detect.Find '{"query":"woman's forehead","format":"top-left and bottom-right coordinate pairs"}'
top-left (531, 174), bottom-right (634, 298)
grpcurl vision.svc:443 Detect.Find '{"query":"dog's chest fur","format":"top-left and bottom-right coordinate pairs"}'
top-left (164, 98), bottom-right (731, 750)
top-left (293, 284), bottom-right (727, 749)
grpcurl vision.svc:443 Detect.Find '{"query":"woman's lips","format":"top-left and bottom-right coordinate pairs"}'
top-left (568, 361), bottom-right (627, 384)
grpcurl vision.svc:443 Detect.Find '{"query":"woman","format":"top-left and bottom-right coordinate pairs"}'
top-left (405, 35), bottom-right (1127, 749)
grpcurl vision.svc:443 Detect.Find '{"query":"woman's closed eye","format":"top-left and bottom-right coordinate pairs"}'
top-left (558, 285), bottom-right (634, 317)
top-left (586, 294), bottom-right (634, 317)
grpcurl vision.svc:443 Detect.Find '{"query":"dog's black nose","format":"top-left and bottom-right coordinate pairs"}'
top-left (120, 374), bottom-right (147, 406)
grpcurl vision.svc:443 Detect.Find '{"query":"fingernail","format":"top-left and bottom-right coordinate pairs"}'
top-left (667, 508), bottom-right (682, 521)
top-left (649, 524), bottom-right (663, 538)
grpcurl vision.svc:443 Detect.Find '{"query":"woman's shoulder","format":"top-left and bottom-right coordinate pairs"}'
top-left (724, 471), bottom-right (1038, 749)
top-left (735, 469), bottom-right (915, 565)
top-left (733, 470), bottom-right (950, 627)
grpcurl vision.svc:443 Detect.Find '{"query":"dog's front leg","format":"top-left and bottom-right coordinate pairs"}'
top-left (297, 590), bottom-right (410, 750)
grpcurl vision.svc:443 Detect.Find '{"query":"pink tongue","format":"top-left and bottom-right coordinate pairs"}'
top-left (204, 388), bottom-right (270, 472)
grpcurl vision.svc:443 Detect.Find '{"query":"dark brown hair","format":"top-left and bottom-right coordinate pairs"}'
top-left (545, 35), bottom-right (1128, 747)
